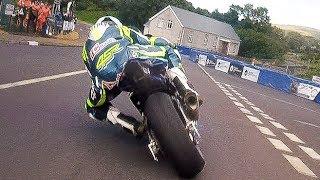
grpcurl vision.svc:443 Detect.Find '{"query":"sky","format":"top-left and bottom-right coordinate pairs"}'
top-left (186, 0), bottom-right (320, 30)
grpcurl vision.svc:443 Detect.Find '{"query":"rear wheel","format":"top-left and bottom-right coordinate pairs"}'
top-left (144, 92), bottom-right (205, 178)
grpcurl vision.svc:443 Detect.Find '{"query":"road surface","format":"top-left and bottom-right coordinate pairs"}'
top-left (0, 43), bottom-right (319, 179)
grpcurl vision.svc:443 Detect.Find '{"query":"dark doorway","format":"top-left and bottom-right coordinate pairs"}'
top-left (219, 40), bottom-right (229, 54)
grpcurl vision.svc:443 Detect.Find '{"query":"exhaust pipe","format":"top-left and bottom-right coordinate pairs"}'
top-left (184, 90), bottom-right (199, 111)
top-left (173, 77), bottom-right (200, 120)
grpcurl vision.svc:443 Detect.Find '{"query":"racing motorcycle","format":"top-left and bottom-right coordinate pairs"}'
top-left (121, 58), bottom-right (205, 178)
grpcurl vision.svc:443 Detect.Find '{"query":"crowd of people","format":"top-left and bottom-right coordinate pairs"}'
top-left (16, 0), bottom-right (52, 34)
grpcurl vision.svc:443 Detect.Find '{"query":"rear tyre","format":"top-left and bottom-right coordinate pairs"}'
top-left (144, 92), bottom-right (205, 178)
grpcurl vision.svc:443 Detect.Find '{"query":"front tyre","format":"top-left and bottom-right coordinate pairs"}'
top-left (144, 92), bottom-right (205, 178)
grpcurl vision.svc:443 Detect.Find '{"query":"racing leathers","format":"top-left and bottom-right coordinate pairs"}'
top-left (82, 16), bottom-right (197, 136)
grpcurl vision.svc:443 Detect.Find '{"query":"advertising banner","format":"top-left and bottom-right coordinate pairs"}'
top-left (312, 76), bottom-right (320, 84)
top-left (228, 63), bottom-right (244, 77)
top-left (241, 66), bottom-right (260, 82)
top-left (294, 83), bottom-right (320, 100)
top-left (198, 54), bottom-right (207, 66)
top-left (206, 58), bottom-right (216, 67)
top-left (215, 59), bottom-right (230, 73)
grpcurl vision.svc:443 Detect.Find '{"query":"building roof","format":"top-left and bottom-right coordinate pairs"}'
top-left (147, 5), bottom-right (240, 42)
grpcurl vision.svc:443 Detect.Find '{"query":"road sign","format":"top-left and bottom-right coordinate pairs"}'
top-left (1, 0), bottom-right (13, 27)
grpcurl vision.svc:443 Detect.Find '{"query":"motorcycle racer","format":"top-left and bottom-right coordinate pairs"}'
top-left (82, 16), bottom-right (199, 137)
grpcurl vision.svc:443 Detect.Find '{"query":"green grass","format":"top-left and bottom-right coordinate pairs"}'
top-left (77, 10), bottom-right (118, 24)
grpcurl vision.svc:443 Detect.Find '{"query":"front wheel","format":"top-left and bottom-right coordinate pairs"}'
top-left (144, 92), bottom-right (205, 178)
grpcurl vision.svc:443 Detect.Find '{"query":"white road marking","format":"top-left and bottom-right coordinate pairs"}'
top-left (283, 154), bottom-right (317, 178)
top-left (293, 120), bottom-right (320, 129)
top-left (270, 121), bottom-right (288, 130)
top-left (233, 101), bottom-right (245, 108)
top-left (256, 125), bottom-right (276, 137)
top-left (196, 64), bottom-right (320, 140)
top-left (231, 89), bottom-right (238, 93)
top-left (0, 70), bottom-right (87, 90)
top-left (195, 63), bottom-right (320, 115)
top-left (245, 101), bottom-right (255, 106)
top-left (225, 83), bottom-right (320, 116)
top-left (299, 146), bottom-right (320, 160)
top-left (267, 138), bottom-right (292, 153)
top-left (260, 113), bottom-right (275, 121)
top-left (246, 115), bottom-right (263, 124)
top-left (225, 92), bottom-right (233, 96)
top-left (251, 106), bottom-right (264, 113)
top-left (197, 64), bottom-right (217, 82)
top-left (283, 132), bottom-right (305, 144)
top-left (228, 96), bottom-right (238, 101)
top-left (239, 108), bottom-right (253, 115)
top-left (221, 89), bottom-right (229, 92)
top-left (239, 96), bottom-right (248, 101)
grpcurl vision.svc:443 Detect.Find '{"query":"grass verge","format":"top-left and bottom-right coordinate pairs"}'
top-left (77, 10), bottom-right (118, 24)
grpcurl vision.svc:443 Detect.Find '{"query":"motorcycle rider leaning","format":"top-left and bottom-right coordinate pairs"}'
top-left (82, 16), bottom-right (200, 137)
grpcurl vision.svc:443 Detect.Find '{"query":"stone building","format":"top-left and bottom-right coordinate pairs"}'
top-left (144, 5), bottom-right (241, 55)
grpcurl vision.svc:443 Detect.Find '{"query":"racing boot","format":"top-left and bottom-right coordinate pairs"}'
top-left (85, 101), bottom-right (146, 137)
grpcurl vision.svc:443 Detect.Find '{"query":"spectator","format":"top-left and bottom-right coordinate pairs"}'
top-left (36, 2), bottom-right (45, 33)
top-left (41, 3), bottom-right (51, 35)
top-left (17, 0), bottom-right (26, 31)
top-left (22, 0), bottom-right (31, 30)
top-left (30, 0), bottom-right (40, 33)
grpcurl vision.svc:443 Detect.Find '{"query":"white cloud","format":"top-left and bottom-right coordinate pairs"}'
top-left (186, 0), bottom-right (320, 30)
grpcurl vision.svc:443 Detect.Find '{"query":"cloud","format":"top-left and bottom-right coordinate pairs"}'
top-left (186, 0), bottom-right (320, 30)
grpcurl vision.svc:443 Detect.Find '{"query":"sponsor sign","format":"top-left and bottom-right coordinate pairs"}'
top-left (215, 59), bottom-right (230, 73)
top-left (206, 58), bottom-right (216, 67)
top-left (295, 83), bottom-right (320, 100)
top-left (241, 66), bottom-right (260, 82)
top-left (198, 54), bottom-right (207, 66)
top-left (89, 38), bottom-right (117, 60)
top-left (228, 63), bottom-right (244, 77)
top-left (5, 4), bottom-right (14, 16)
top-left (312, 76), bottom-right (320, 84)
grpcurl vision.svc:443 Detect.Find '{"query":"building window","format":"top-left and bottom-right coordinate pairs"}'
top-left (157, 19), bottom-right (164, 28)
top-left (167, 20), bottom-right (173, 29)
top-left (233, 44), bottom-right (238, 53)
top-left (213, 36), bottom-right (218, 42)
top-left (188, 34), bottom-right (193, 43)
top-left (212, 45), bottom-right (216, 50)
top-left (204, 34), bottom-right (209, 45)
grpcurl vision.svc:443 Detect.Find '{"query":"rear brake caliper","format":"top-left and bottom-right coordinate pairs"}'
top-left (147, 130), bottom-right (160, 162)
top-left (143, 114), bottom-right (160, 162)
top-left (186, 120), bottom-right (201, 145)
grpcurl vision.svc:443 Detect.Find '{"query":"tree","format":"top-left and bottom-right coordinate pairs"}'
top-left (211, 9), bottom-right (225, 22)
top-left (236, 28), bottom-right (287, 59)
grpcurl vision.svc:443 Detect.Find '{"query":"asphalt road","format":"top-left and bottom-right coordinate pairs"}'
top-left (0, 43), bottom-right (319, 179)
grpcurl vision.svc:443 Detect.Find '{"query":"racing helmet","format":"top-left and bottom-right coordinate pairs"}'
top-left (89, 16), bottom-right (123, 41)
